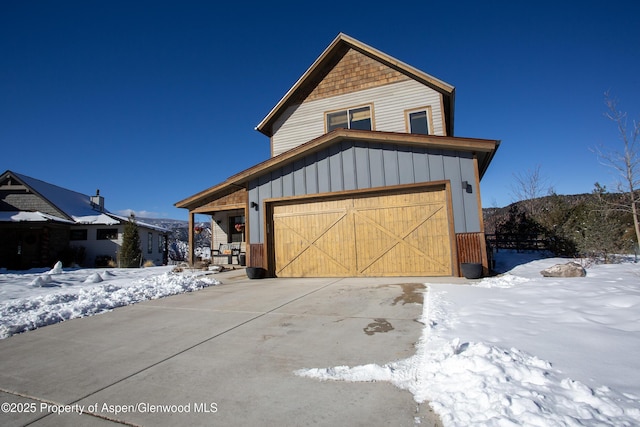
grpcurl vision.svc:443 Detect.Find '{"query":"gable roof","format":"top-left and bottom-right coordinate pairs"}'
top-left (0, 170), bottom-right (168, 231)
top-left (255, 33), bottom-right (456, 138)
top-left (1, 170), bottom-right (103, 220)
top-left (175, 129), bottom-right (499, 210)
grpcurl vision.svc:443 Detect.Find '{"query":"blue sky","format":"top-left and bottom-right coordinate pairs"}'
top-left (2, 1), bottom-right (639, 220)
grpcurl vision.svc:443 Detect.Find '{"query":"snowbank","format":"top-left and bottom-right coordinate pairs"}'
top-left (296, 256), bottom-right (640, 426)
top-left (2, 254), bottom-right (639, 425)
top-left (0, 266), bottom-right (219, 339)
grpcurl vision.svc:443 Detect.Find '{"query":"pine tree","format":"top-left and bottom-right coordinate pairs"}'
top-left (576, 185), bottom-right (634, 262)
top-left (119, 214), bottom-right (142, 268)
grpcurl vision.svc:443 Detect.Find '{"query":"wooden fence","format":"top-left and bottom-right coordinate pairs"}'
top-left (485, 234), bottom-right (547, 252)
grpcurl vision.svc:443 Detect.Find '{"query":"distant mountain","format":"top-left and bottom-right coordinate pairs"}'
top-left (483, 192), bottom-right (637, 257)
top-left (138, 217), bottom-right (188, 228)
top-left (138, 217), bottom-right (187, 240)
top-left (138, 217), bottom-right (211, 248)
top-left (483, 193), bottom-right (594, 235)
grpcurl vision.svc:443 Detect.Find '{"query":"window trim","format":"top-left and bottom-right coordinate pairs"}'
top-left (405, 106), bottom-right (433, 135)
top-left (97, 228), bottom-right (118, 240)
top-left (325, 104), bottom-right (374, 133)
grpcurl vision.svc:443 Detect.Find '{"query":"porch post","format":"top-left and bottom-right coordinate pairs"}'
top-left (188, 211), bottom-right (195, 265)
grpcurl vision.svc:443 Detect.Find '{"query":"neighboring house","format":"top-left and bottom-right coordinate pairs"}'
top-left (0, 170), bottom-right (169, 269)
top-left (175, 33), bottom-right (500, 277)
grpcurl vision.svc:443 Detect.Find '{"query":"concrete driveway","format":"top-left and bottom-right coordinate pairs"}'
top-left (0, 269), bottom-right (447, 426)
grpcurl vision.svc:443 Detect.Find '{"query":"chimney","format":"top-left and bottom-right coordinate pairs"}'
top-left (90, 189), bottom-right (105, 212)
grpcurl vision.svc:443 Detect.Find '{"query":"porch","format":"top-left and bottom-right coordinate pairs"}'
top-left (184, 187), bottom-right (251, 266)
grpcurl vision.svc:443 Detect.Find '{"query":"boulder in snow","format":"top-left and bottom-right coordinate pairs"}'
top-left (540, 262), bottom-right (586, 278)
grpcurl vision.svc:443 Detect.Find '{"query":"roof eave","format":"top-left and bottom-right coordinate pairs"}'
top-left (255, 33), bottom-right (455, 138)
top-left (477, 139), bottom-right (501, 179)
top-left (255, 34), bottom-right (346, 137)
top-left (3, 171), bottom-right (77, 221)
top-left (175, 130), bottom-right (499, 209)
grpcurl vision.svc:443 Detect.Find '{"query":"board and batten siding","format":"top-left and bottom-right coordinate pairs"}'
top-left (271, 80), bottom-right (445, 156)
top-left (248, 140), bottom-right (479, 244)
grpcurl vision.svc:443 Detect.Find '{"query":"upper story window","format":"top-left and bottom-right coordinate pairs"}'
top-left (326, 105), bottom-right (372, 132)
top-left (406, 107), bottom-right (432, 135)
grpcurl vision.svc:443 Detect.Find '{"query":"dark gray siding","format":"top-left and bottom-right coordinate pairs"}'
top-left (248, 140), bottom-right (481, 243)
top-left (1, 192), bottom-right (66, 219)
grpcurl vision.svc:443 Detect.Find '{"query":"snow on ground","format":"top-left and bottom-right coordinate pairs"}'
top-left (2, 253), bottom-right (639, 425)
top-left (296, 253), bottom-right (640, 426)
top-left (0, 262), bottom-right (220, 339)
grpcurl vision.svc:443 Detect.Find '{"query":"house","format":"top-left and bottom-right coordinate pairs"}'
top-left (175, 33), bottom-right (500, 277)
top-left (0, 170), bottom-right (169, 269)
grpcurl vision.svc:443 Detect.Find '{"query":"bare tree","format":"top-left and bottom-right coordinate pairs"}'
top-left (510, 164), bottom-right (554, 215)
top-left (593, 92), bottom-right (640, 251)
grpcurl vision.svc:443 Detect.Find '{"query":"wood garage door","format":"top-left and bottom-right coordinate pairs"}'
top-left (272, 186), bottom-right (453, 277)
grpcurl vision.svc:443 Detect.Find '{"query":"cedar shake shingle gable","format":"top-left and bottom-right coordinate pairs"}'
top-left (256, 33), bottom-right (456, 138)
